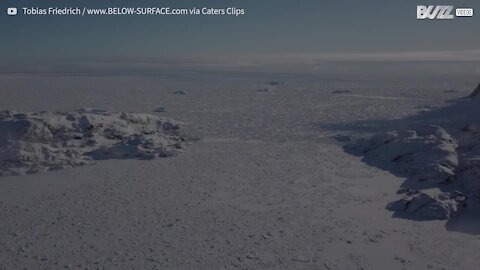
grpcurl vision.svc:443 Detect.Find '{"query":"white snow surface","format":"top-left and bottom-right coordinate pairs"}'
top-left (0, 73), bottom-right (479, 270)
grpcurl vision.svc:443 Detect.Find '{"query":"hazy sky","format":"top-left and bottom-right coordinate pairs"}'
top-left (1, 0), bottom-right (479, 68)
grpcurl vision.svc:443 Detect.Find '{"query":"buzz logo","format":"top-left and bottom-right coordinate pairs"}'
top-left (417, 5), bottom-right (454, 19)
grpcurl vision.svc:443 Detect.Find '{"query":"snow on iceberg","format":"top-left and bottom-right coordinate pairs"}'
top-left (0, 109), bottom-right (187, 176)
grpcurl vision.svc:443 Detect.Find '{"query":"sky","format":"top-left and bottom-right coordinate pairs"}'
top-left (1, 0), bottom-right (479, 71)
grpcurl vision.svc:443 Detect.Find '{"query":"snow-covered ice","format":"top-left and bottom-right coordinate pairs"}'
top-left (344, 89), bottom-right (480, 220)
top-left (0, 109), bottom-right (187, 176)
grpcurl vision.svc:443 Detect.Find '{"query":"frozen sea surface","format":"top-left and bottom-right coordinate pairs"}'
top-left (0, 67), bottom-right (479, 269)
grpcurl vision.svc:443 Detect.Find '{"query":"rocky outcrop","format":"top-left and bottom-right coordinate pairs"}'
top-left (351, 125), bottom-right (458, 184)
top-left (0, 109), bottom-right (187, 176)
top-left (387, 190), bottom-right (467, 220)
